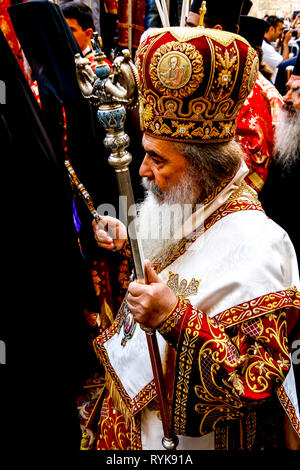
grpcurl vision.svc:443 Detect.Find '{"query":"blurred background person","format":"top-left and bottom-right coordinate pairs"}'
top-left (60, 1), bottom-right (112, 71)
top-left (186, 0), bottom-right (283, 194)
top-left (262, 15), bottom-right (292, 82)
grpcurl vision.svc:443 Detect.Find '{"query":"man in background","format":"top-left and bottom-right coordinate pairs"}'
top-left (262, 15), bottom-right (292, 82)
top-left (61, 1), bottom-right (111, 70)
top-left (185, 0), bottom-right (283, 194)
top-left (259, 50), bottom-right (300, 451)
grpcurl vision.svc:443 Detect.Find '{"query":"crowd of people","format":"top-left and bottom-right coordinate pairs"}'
top-left (1, 0), bottom-right (300, 455)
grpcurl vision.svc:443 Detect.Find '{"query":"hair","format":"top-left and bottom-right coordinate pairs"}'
top-left (61, 1), bottom-right (95, 31)
top-left (252, 45), bottom-right (274, 80)
top-left (173, 139), bottom-right (244, 200)
top-left (265, 15), bottom-right (283, 32)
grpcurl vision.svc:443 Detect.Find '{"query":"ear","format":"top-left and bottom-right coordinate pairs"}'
top-left (85, 28), bottom-right (94, 39)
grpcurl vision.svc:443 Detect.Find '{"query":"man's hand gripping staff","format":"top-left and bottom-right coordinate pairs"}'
top-left (92, 216), bottom-right (177, 329)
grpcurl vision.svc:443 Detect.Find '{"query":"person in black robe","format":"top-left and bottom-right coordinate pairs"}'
top-left (8, 0), bottom-right (119, 208)
top-left (0, 26), bottom-right (93, 453)
top-left (8, 0), bottom-right (145, 249)
top-left (275, 55), bottom-right (298, 96)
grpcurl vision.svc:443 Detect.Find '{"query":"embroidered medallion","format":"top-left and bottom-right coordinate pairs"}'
top-left (157, 51), bottom-right (192, 89)
top-left (117, 301), bottom-right (137, 346)
top-left (149, 41), bottom-right (204, 98)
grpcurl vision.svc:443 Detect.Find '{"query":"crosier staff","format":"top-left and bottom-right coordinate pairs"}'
top-left (65, 159), bottom-right (102, 224)
top-left (75, 33), bottom-right (178, 450)
top-left (64, 159), bottom-right (117, 250)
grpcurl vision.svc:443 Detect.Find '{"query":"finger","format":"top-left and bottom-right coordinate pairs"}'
top-left (128, 281), bottom-right (147, 297)
top-left (92, 218), bottom-right (105, 232)
top-left (126, 297), bottom-right (143, 319)
top-left (99, 239), bottom-right (115, 248)
top-left (95, 229), bottom-right (113, 242)
top-left (93, 215), bottom-right (113, 231)
top-left (144, 259), bottom-right (161, 284)
top-left (127, 293), bottom-right (140, 308)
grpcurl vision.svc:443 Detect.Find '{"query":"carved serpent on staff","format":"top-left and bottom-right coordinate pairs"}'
top-left (75, 33), bottom-right (139, 109)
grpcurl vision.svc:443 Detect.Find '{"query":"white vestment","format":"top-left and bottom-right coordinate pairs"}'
top-left (102, 161), bottom-right (300, 449)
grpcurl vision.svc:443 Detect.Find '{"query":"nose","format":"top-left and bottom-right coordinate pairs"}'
top-left (139, 154), bottom-right (154, 178)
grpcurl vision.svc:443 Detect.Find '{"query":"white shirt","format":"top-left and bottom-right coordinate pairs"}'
top-left (262, 39), bottom-right (284, 82)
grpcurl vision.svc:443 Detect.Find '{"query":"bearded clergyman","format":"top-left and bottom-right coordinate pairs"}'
top-left (260, 51), bottom-right (300, 270)
top-left (259, 52), bottom-right (300, 449)
top-left (91, 26), bottom-right (300, 450)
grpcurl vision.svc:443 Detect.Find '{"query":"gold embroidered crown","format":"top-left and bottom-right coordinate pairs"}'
top-left (135, 27), bottom-right (259, 143)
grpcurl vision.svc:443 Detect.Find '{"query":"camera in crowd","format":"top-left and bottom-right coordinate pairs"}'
top-left (283, 27), bottom-right (299, 39)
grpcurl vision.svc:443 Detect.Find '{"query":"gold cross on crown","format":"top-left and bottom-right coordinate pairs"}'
top-left (198, 1), bottom-right (207, 28)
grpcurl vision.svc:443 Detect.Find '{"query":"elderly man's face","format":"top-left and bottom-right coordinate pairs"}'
top-left (274, 73), bottom-right (300, 168)
top-left (140, 134), bottom-right (192, 198)
top-left (138, 134), bottom-right (203, 262)
top-left (284, 74), bottom-right (300, 112)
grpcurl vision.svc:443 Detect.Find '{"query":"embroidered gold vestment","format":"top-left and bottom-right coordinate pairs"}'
top-left (93, 162), bottom-right (300, 450)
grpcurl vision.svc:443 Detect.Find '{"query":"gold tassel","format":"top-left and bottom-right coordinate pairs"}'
top-left (102, 298), bottom-right (115, 326)
top-left (80, 432), bottom-right (90, 450)
top-left (105, 372), bottom-right (138, 431)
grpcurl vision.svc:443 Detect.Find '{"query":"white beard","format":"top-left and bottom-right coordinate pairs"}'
top-left (136, 174), bottom-right (201, 264)
top-left (274, 106), bottom-right (300, 169)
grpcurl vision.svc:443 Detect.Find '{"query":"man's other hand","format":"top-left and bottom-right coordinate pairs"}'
top-left (92, 215), bottom-right (127, 251)
top-left (127, 260), bottom-right (177, 329)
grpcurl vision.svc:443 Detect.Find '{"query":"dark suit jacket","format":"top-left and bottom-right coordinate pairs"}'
top-left (275, 55), bottom-right (297, 96)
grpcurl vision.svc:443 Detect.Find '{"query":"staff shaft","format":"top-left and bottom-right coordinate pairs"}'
top-left (105, 127), bottom-right (178, 449)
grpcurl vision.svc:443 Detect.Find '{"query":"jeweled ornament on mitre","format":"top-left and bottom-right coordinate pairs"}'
top-left (135, 27), bottom-right (258, 144)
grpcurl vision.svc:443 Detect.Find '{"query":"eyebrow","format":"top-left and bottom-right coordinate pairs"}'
top-left (286, 83), bottom-right (300, 92)
top-left (143, 148), bottom-right (167, 162)
top-left (287, 85), bottom-right (300, 95)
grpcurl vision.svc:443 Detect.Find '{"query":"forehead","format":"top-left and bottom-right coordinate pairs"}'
top-left (142, 133), bottom-right (187, 163)
top-left (288, 75), bottom-right (300, 89)
top-left (65, 18), bottom-right (82, 31)
top-left (143, 133), bottom-right (174, 151)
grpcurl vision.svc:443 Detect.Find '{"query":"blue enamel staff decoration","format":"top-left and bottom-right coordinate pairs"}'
top-left (75, 33), bottom-right (178, 450)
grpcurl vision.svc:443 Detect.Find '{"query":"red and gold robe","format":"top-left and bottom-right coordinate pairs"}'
top-left (117, 0), bottom-right (146, 51)
top-left (237, 72), bottom-right (283, 193)
top-left (92, 161), bottom-right (300, 450)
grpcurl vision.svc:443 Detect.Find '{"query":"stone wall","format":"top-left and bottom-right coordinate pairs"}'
top-left (249, 0), bottom-right (300, 18)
